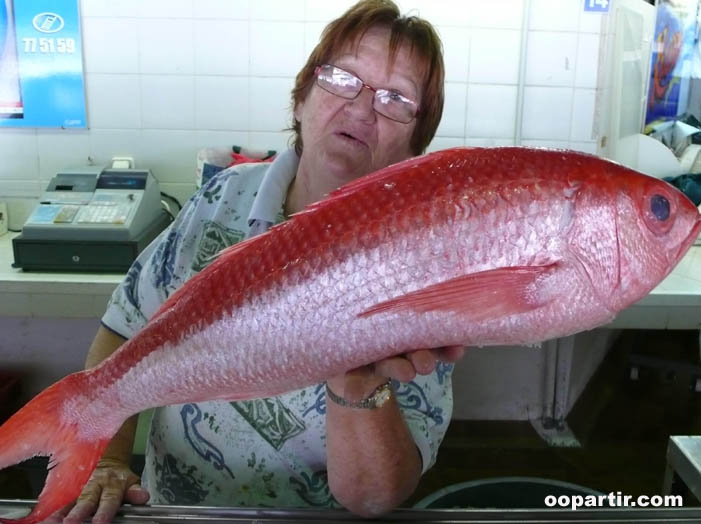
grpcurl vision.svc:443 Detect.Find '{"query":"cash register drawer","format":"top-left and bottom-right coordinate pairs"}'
top-left (12, 237), bottom-right (141, 272)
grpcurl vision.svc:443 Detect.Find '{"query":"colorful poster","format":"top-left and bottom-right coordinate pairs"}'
top-left (645, 0), bottom-right (699, 126)
top-left (0, 0), bottom-right (86, 128)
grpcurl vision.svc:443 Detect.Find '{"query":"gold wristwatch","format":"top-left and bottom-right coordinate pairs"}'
top-left (325, 379), bottom-right (393, 409)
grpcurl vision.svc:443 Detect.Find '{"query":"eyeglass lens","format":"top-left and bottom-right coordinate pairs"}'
top-left (316, 64), bottom-right (417, 123)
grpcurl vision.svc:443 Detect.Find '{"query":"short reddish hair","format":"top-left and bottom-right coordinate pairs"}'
top-left (290, 0), bottom-right (445, 157)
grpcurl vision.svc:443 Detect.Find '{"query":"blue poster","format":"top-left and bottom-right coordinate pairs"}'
top-left (645, 0), bottom-right (699, 126)
top-left (0, 0), bottom-right (86, 128)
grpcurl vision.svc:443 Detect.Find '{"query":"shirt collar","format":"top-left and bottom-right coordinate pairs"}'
top-left (247, 147), bottom-right (299, 227)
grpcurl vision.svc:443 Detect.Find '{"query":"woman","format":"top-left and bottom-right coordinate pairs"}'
top-left (55, 2), bottom-right (460, 522)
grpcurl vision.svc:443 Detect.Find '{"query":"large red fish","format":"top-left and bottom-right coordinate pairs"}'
top-left (1, 147), bottom-right (700, 523)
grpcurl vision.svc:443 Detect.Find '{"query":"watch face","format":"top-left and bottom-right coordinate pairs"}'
top-left (376, 388), bottom-right (391, 407)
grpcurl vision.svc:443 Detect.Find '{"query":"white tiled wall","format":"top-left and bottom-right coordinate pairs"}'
top-left (0, 0), bottom-right (606, 228)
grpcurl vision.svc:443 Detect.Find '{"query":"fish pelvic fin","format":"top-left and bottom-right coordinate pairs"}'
top-left (0, 373), bottom-right (112, 524)
top-left (358, 263), bottom-right (559, 321)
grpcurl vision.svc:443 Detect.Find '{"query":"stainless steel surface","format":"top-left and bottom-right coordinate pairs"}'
top-left (3, 500), bottom-right (701, 523)
top-left (664, 435), bottom-right (701, 500)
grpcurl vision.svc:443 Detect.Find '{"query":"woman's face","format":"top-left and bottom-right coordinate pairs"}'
top-left (294, 26), bottom-right (424, 199)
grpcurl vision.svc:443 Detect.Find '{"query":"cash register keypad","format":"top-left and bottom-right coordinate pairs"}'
top-left (76, 204), bottom-right (131, 224)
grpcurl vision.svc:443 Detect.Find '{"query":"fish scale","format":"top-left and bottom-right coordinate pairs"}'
top-left (1, 146), bottom-right (700, 524)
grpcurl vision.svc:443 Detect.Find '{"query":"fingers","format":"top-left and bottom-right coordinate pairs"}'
top-left (63, 497), bottom-right (98, 524)
top-left (336, 345), bottom-right (469, 396)
top-left (44, 504), bottom-right (73, 524)
top-left (124, 484), bottom-right (150, 505)
top-left (405, 349), bottom-right (437, 375)
top-left (61, 463), bottom-right (147, 524)
top-left (91, 484), bottom-right (134, 524)
top-left (63, 475), bottom-right (102, 524)
top-left (89, 482), bottom-right (149, 524)
top-left (375, 356), bottom-right (417, 382)
top-left (381, 346), bottom-right (467, 384)
top-left (433, 345), bottom-right (465, 363)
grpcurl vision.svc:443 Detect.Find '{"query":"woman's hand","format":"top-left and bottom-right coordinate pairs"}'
top-left (375, 345), bottom-right (465, 382)
top-left (47, 458), bottom-right (149, 524)
top-left (328, 346), bottom-right (465, 402)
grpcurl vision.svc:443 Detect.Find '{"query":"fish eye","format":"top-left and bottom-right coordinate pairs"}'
top-left (650, 194), bottom-right (670, 221)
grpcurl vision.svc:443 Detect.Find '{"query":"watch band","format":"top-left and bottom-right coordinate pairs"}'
top-left (325, 379), bottom-right (393, 409)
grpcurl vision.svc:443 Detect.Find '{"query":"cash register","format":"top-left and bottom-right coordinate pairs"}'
top-left (12, 166), bottom-right (172, 271)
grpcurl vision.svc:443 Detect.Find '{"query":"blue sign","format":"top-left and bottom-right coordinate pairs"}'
top-left (584, 0), bottom-right (610, 13)
top-left (0, 0), bottom-right (86, 128)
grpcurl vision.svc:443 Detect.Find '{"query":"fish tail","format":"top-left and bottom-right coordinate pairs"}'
top-left (0, 372), bottom-right (112, 524)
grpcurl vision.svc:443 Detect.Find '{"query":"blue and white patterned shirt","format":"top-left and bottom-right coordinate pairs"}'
top-left (101, 149), bottom-right (455, 508)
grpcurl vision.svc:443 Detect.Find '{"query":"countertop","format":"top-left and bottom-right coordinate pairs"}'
top-left (1, 231), bottom-right (701, 327)
top-left (0, 232), bottom-right (122, 317)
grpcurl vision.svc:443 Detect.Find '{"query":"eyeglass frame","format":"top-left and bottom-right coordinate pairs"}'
top-left (313, 64), bottom-right (420, 124)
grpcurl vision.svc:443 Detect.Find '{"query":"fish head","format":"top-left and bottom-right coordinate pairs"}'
top-left (608, 168), bottom-right (701, 309)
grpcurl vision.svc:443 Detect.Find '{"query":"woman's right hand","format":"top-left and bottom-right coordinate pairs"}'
top-left (47, 458), bottom-right (149, 524)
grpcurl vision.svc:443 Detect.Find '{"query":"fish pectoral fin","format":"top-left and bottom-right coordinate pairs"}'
top-left (358, 263), bottom-right (559, 321)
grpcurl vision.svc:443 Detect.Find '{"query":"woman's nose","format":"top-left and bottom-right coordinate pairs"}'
top-left (343, 86), bottom-right (375, 121)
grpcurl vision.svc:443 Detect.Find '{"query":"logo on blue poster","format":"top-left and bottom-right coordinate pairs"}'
top-left (32, 12), bottom-right (64, 33)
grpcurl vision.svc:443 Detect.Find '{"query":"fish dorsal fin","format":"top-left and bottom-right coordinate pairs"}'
top-left (358, 263), bottom-right (559, 321)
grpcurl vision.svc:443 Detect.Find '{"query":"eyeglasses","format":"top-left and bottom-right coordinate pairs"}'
top-left (314, 64), bottom-right (419, 124)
